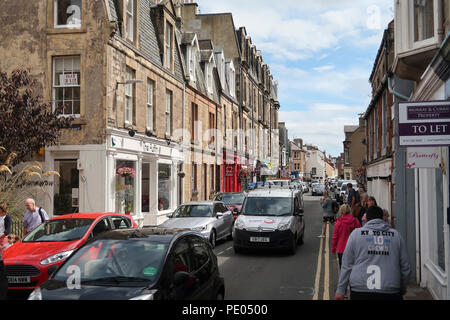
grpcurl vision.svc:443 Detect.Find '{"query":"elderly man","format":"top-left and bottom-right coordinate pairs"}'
top-left (22, 198), bottom-right (49, 236)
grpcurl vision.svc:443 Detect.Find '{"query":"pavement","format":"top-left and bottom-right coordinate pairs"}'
top-left (404, 283), bottom-right (434, 300)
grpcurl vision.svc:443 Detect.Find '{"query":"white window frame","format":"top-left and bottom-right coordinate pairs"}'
top-left (126, 0), bottom-right (134, 42)
top-left (147, 79), bottom-right (154, 131)
top-left (165, 22), bottom-right (173, 69)
top-left (52, 56), bottom-right (81, 117)
top-left (54, 0), bottom-right (82, 29)
top-left (207, 62), bottom-right (213, 93)
top-left (165, 89), bottom-right (172, 136)
top-left (409, 0), bottom-right (438, 50)
top-left (125, 67), bottom-right (135, 125)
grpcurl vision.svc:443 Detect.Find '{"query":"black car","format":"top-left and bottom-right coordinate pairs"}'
top-left (28, 228), bottom-right (225, 300)
top-left (0, 260), bottom-right (7, 300)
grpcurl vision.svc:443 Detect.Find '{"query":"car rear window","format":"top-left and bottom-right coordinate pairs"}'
top-left (22, 218), bottom-right (94, 242)
top-left (220, 194), bottom-right (245, 205)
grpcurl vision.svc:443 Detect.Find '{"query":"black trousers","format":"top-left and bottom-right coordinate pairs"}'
top-left (350, 290), bottom-right (403, 300)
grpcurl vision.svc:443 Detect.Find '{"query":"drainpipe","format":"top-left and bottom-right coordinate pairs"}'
top-left (384, 29), bottom-right (410, 101)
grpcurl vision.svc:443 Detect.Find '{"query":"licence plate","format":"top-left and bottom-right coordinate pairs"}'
top-left (7, 276), bottom-right (31, 284)
top-left (250, 237), bottom-right (270, 243)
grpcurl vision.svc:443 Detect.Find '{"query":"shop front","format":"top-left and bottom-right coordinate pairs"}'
top-left (222, 152), bottom-right (241, 192)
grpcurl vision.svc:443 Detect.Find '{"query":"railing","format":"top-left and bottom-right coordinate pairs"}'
top-left (9, 220), bottom-right (23, 239)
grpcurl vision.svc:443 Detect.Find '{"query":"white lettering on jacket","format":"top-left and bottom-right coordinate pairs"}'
top-left (366, 265), bottom-right (381, 290)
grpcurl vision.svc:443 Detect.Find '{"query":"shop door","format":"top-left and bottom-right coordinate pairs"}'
top-left (53, 159), bottom-right (79, 215)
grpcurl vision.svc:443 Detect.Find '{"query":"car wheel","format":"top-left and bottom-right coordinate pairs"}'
top-left (209, 230), bottom-right (217, 248)
top-left (297, 231), bottom-right (304, 245)
top-left (227, 227), bottom-right (233, 241)
top-left (288, 234), bottom-right (297, 255)
top-left (216, 289), bottom-right (225, 300)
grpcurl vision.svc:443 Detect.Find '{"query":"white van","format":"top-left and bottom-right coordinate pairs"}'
top-left (233, 188), bottom-right (305, 254)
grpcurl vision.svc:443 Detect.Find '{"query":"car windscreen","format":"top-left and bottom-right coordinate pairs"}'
top-left (53, 239), bottom-right (168, 287)
top-left (242, 197), bottom-right (292, 216)
top-left (22, 218), bottom-right (94, 242)
top-left (220, 194), bottom-right (245, 205)
top-left (173, 205), bottom-right (213, 218)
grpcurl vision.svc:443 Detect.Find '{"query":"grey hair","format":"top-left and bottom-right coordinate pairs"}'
top-left (360, 193), bottom-right (368, 199)
top-left (26, 198), bottom-right (35, 205)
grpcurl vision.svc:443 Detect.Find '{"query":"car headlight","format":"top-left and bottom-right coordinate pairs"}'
top-left (129, 291), bottom-right (157, 300)
top-left (234, 220), bottom-right (245, 230)
top-left (40, 250), bottom-right (74, 266)
top-left (192, 226), bottom-right (207, 232)
top-left (278, 221), bottom-right (291, 231)
top-left (28, 287), bottom-right (42, 300)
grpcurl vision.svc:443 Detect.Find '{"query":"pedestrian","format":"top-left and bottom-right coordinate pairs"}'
top-left (362, 196), bottom-right (378, 224)
top-left (357, 183), bottom-right (366, 195)
top-left (0, 203), bottom-right (12, 257)
top-left (358, 193), bottom-right (369, 225)
top-left (382, 209), bottom-right (390, 225)
top-left (319, 190), bottom-right (335, 238)
top-left (346, 183), bottom-right (360, 208)
top-left (334, 206), bottom-right (411, 300)
top-left (22, 198), bottom-right (49, 237)
top-left (2, 234), bottom-right (19, 251)
top-left (332, 204), bottom-right (361, 269)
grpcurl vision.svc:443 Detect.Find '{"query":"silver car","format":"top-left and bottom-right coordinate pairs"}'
top-left (160, 201), bottom-right (233, 248)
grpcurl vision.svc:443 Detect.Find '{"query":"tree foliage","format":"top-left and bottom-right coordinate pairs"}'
top-left (0, 69), bottom-right (74, 166)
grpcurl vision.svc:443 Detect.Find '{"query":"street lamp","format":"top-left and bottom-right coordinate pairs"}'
top-left (115, 79), bottom-right (144, 89)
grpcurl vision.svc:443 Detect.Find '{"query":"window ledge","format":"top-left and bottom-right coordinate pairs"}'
top-left (47, 27), bottom-right (87, 35)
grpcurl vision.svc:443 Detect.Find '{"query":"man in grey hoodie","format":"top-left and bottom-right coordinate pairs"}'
top-left (334, 206), bottom-right (411, 300)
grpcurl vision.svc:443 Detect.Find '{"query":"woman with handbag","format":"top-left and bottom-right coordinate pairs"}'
top-left (332, 204), bottom-right (361, 268)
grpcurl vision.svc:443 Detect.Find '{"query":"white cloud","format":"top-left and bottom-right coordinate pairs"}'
top-left (313, 64), bottom-right (335, 73)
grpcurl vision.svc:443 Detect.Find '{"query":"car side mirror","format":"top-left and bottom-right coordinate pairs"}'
top-left (233, 208), bottom-right (239, 213)
top-left (216, 212), bottom-right (224, 219)
top-left (166, 212), bottom-right (173, 218)
top-left (173, 271), bottom-right (190, 286)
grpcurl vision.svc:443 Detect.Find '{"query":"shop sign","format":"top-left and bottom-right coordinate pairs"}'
top-left (406, 147), bottom-right (441, 169)
top-left (225, 166), bottom-right (234, 177)
top-left (144, 143), bottom-right (160, 154)
top-left (399, 101), bottom-right (450, 146)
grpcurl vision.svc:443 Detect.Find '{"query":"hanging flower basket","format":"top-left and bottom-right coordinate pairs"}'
top-left (177, 172), bottom-right (186, 178)
top-left (117, 167), bottom-right (136, 178)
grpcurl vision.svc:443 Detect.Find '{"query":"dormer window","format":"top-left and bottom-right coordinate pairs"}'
top-left (165, 22), bottom-right (173, 69)
top-left (125, 0), bottom-right (135, 41)
top-left (414, 0), bottom-right (434, 42)
top-left (54, 0), bottom-right (82, 28)
top-left (188, 46), bottom-right (196, 82)
top-left (206, 62), bottom-right (213, 93)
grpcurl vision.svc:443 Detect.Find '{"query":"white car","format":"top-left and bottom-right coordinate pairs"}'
top-left (233, 188), bottom-right (305, 254)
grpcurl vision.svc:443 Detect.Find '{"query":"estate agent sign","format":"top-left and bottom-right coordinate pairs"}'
top-left (399, 100), bottom-right (450, 146)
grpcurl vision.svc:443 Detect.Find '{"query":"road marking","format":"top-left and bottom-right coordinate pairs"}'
top-left (216, 246), bottom-right (233, 256)
top-left (323, 223), bottom-right (330, 300)
top-left (312, 231), bottom-right (324, 300)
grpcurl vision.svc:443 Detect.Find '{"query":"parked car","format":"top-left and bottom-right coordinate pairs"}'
top-left (233, 188), bottom-right (305, 254)
top-left (213, 192), bottom-right (246, 219)
top-left (301, 182), bottom-right (309, 193)
top-left (311, 184), bottom-right (326, 196)
top-left (28, 228), bottom-right (225, 300)
top-left (3, 212), bottom-right (137, 295)
top-left (160, 202), bottom-right (233, 248)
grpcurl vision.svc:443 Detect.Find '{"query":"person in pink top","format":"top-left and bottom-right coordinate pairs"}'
top-left (332, 204), bottom-right (361, 268)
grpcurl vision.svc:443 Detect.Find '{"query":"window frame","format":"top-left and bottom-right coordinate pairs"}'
top-left (146, 78), bottom-right (155, 132)
top-left (125, 67), bottom-right (136, 125)
top-left (52, 55), bottom-right (81, 117)
top-left (165, 22), bottom-right (173, 70)
top-left (125, 0), bottom-right (135, 42)
top-left (54, 0), bottom-right (82, 29)
top-left (165, 89), bottom-right (173, 136)
top-left (409, 0), bottom-right (438, 49)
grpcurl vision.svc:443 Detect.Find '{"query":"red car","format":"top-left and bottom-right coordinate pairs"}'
top-left (213, 192), bottom-right (246, 220)
top-left (3, 212), bottom-right (137, 294)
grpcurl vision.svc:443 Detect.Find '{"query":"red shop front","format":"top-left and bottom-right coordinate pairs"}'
top-left (221, 153), bottom-right (241, 192)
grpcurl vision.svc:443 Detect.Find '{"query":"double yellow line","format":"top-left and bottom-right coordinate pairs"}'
top-left (312, 222), bottom-right (330, 300)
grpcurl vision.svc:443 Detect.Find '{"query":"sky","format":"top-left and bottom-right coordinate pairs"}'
top-left (196, 0), bottom-right (394, 157)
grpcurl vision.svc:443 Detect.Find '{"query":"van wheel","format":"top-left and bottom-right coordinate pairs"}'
top-left (288, 234), bottom-right (297, 255)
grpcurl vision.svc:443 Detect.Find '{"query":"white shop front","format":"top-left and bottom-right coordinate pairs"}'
top-left (44, 128), bottom-right (184, 227)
